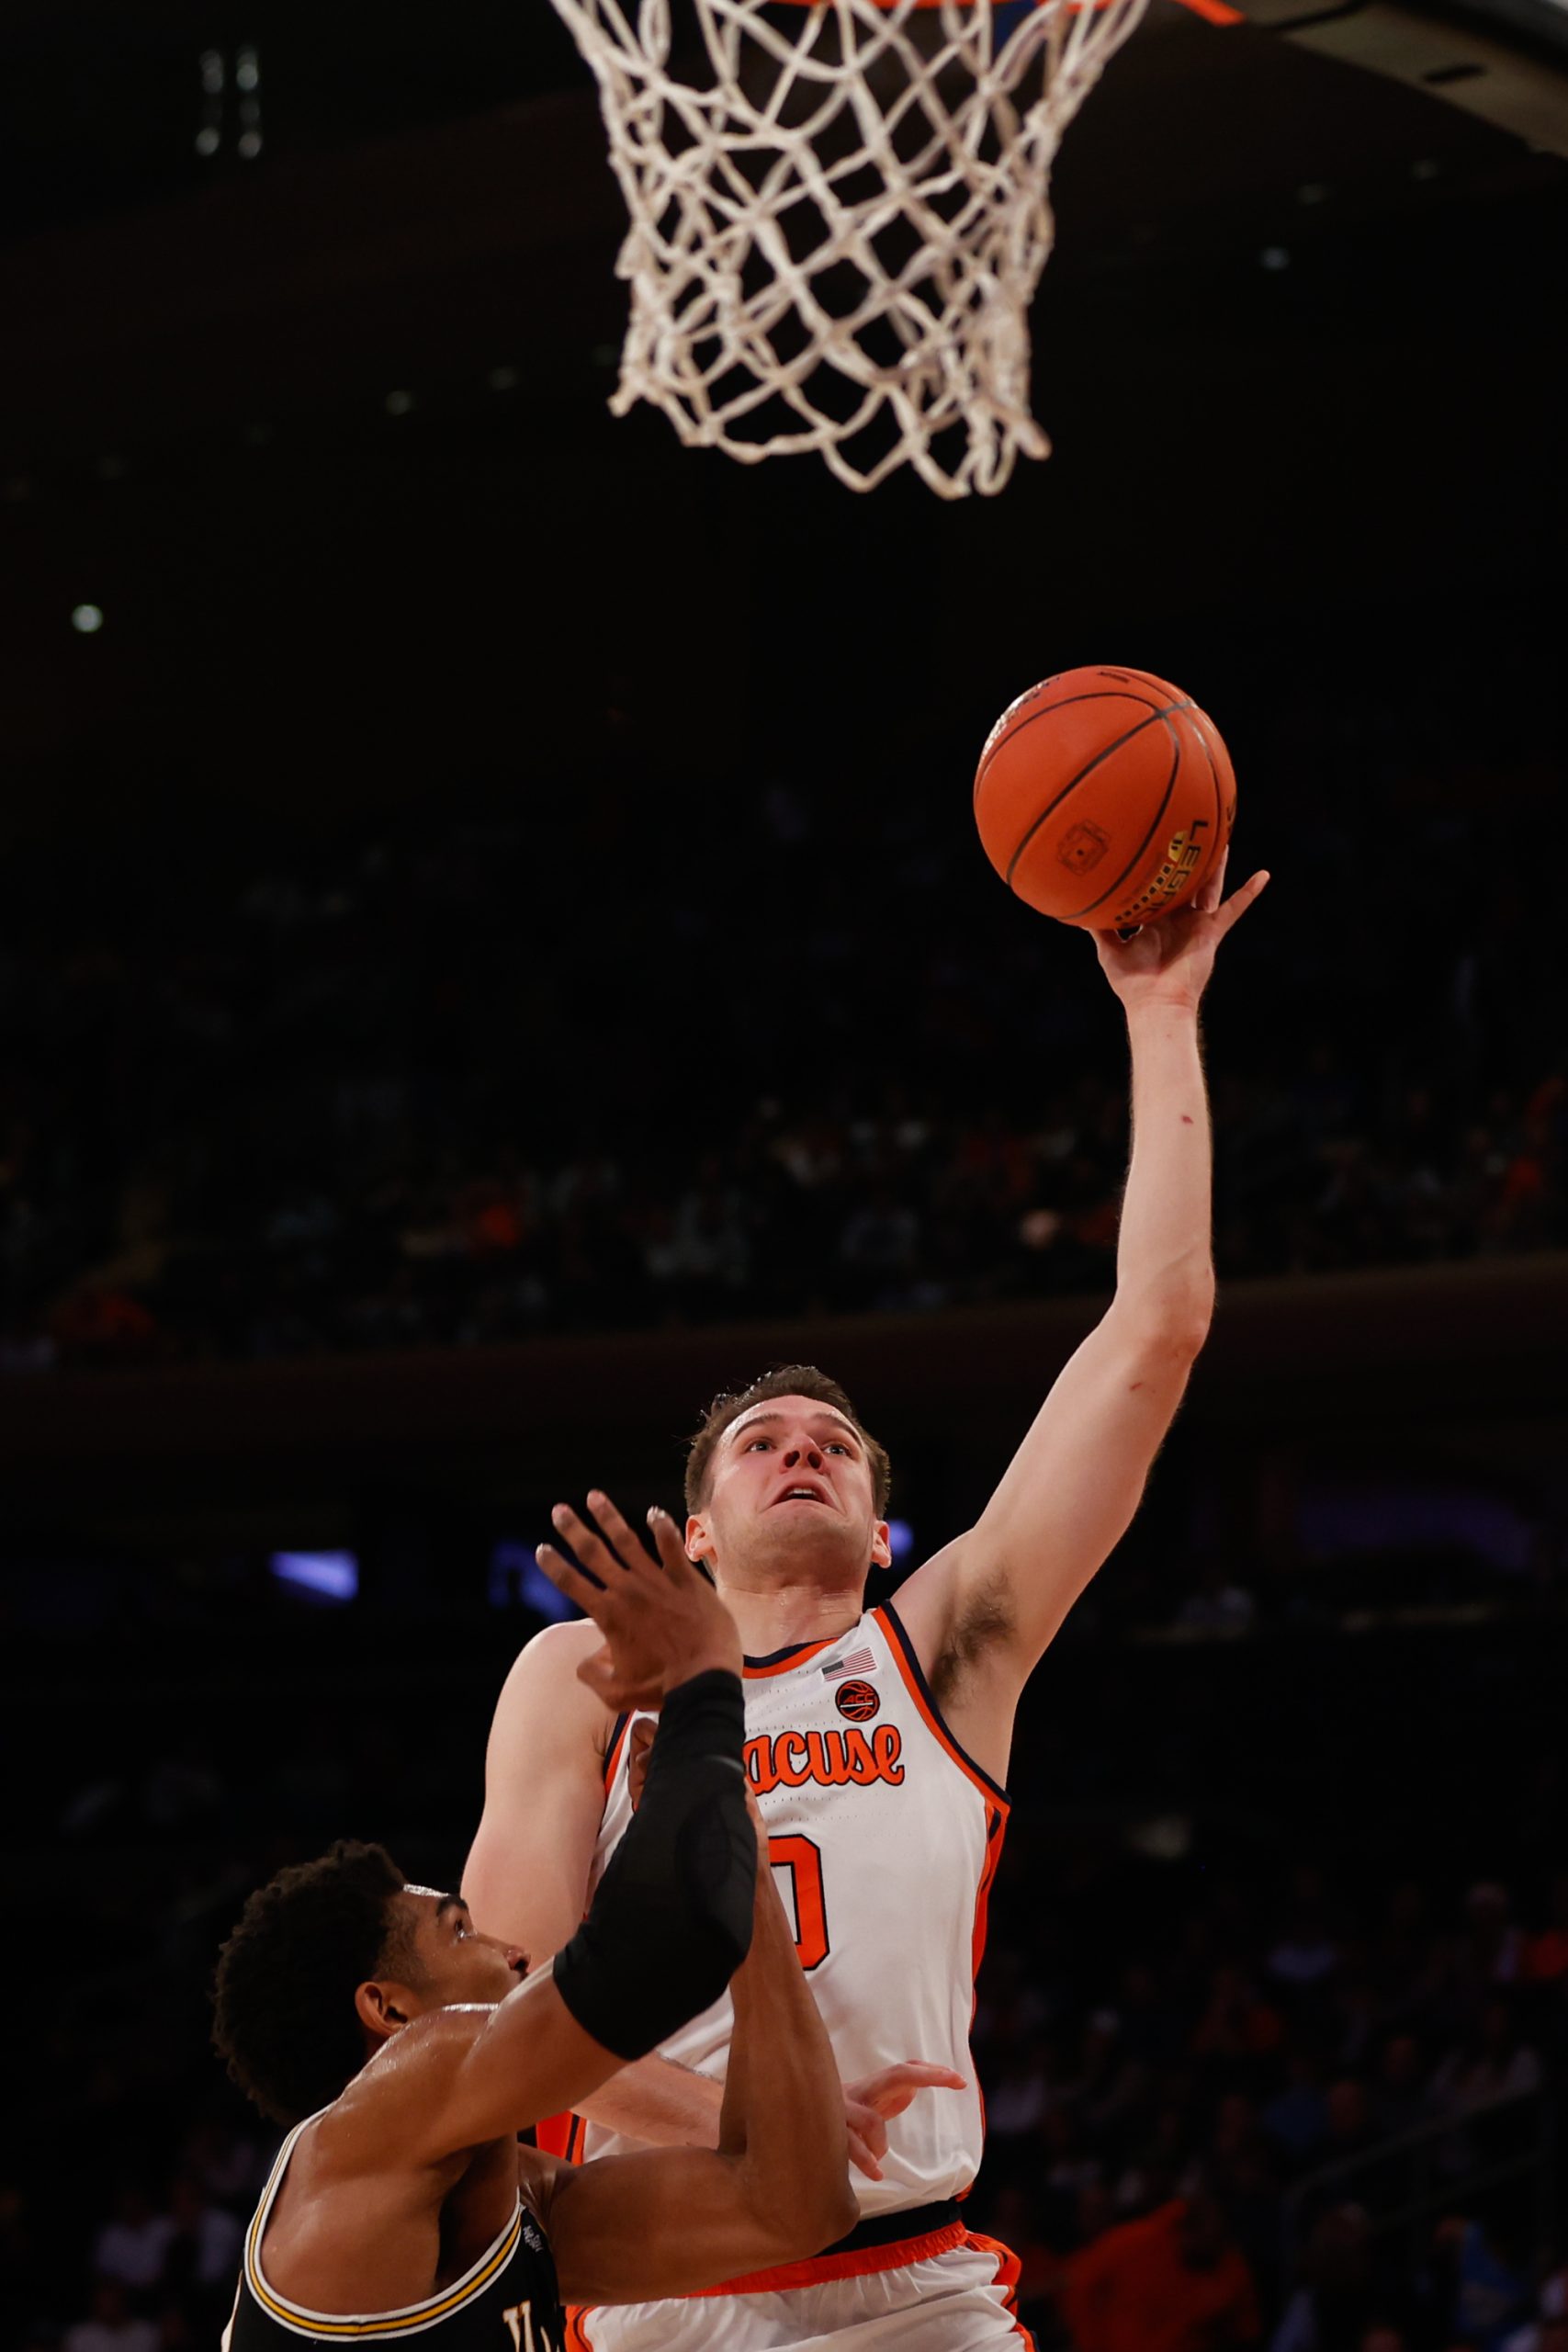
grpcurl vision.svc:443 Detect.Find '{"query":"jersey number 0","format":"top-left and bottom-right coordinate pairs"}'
top-left (767, 1834), bottom-right (829, 1970)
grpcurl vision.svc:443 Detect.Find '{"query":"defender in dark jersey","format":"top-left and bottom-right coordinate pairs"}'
top-left (213, 1498), bottom-right (960, 2351)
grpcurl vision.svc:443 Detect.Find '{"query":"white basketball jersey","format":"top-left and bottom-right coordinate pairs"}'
top-left (580, 1601), bottom-right (1009, 2219)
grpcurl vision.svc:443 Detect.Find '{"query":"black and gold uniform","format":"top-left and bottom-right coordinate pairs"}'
top-left (223, 2116), bottom-right (565, 2352)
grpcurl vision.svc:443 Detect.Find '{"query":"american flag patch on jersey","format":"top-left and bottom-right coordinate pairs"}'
top-left (822, 1646), bottom-right (876, 1680)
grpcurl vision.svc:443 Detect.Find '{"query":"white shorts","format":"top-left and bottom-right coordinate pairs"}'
top-left (567, 2231), bottom-right (1032, 2352)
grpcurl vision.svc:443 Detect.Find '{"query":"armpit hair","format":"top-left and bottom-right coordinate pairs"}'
top-left (930, 1574), bottom-right (1017, 1710)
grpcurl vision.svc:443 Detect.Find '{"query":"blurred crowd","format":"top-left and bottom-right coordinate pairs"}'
top-left (1, 695), bottom-right (1562, 1370)
top-left (972, 1861), bottom-right (1565, 2352)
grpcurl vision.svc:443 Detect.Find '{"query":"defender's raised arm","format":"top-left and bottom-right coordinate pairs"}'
top-left (529, 1796), bottom-right (960, 2304)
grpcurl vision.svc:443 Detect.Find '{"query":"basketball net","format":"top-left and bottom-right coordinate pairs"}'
top-left (550, 0), bottom-right (1154, 495)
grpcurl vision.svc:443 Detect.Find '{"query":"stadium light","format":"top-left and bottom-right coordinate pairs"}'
top-left (269, 1550), bottom-right (358, 1602)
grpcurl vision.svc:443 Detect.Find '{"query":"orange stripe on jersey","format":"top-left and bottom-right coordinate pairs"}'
top-left (742, 1637), bottom-right (836, 1679)
top-left (972, 1804), bottom-right (1008, 1989)
top-left (563, 2305), bottom-right (596, 2349)
top-left (691, 2218), bottom-right (966, 2298)
top-left (965, 1804), bottom-right (1009, 2192)
top-left (602, 1712), bottom-right (632, 1792)
top-left (872, 1605), bottom-right (1011, 1815)
top-left (536, 2107), bottom-right (589, 2164)
top-left (533, 2111), bottom-right (576, 2160)
top-left (962, 2229), bottom-right (1035, 2344)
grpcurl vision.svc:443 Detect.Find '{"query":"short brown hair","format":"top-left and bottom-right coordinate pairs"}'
top-left (683, 1365), bottom-right (891, 1517)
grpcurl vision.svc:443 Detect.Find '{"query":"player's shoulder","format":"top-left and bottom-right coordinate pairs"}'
top-left (489, 1618), bottom-right (614, 1757)
top-left (499, 1615), bottom-right (610, 1702)
top-left (511, 1616), bottom-right (608, 1676)
top-left (311, 2010), bottom-right (492, 2158)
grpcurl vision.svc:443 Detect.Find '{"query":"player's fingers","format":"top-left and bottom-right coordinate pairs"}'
top-left (584, 1490), bottom-right (660, 1581)
top-left (859, 2064), bottom-right (966, 2112)
top-left (1212, 867), bottom-right (1270, 939)
top-left (574, 1644), bottom-right (620, 1694)
top-left (1192, 844), bottom-right (1230, 916)
top-left (535, 1542), bottom-right (607, 1609)
top-left (886, 2064), bottom-right (967, 2091)
top-left (847, 2131), bottom-right (884, 2182)
top-left (550, 1500), bottom-right (630, 1586)
top-left (852, 2064), bottom-right (965, 2096)
top-left (575, 1646), bottom-right (637, 1704)
top-left (646, 1505), bottom-right (705, 1587)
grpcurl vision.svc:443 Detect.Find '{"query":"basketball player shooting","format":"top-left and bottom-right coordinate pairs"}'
top-left (465, 847), bottom-right (1269, 2350)
top-left (211, 1512), bottom-right (962, 2350)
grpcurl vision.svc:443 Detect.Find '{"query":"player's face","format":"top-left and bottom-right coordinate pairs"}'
top-left (688, 1396), bottom-right (891, 1585)
top-left (399, 1889), bottom-right (528, 2009)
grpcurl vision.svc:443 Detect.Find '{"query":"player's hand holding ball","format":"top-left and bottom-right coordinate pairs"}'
top-left (974, 662), bottom-right (1268, 1008)
top-left (536, 1495), bottom-right (741, 1711)
top-left (1090, 842), bottom-right (1269, 1013)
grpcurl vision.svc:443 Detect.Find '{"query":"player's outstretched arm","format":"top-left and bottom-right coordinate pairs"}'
top-left (530, 1822), bottom-right (959, 2303)
top-left (897, 854), bottom-right (1269, 1751)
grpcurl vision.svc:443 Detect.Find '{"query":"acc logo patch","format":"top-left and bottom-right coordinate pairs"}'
top-left (834, 1679), bottom-right (880, 1723)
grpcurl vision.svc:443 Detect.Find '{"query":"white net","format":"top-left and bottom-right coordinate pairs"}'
top-left (549, 0), bottom-right (1151, 496)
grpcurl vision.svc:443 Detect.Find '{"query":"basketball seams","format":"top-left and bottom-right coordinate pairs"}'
top-left (1189, 705), bottom-right (1227, 863)
top-left (1059, 711), bottom-right (1185, 922)
top-left (998, 699), bottom-right (1193, 892)
top-left (996, 704), bottom-right (1178, 887)
top-left (974, 687), bottom-right (1172, 805)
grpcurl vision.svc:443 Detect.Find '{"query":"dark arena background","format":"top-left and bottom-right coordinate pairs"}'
top-left (3, 0), bottom-right (1567, 2346)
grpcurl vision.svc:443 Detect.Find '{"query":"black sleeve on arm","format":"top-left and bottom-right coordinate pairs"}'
top-left (552, 1669), bottom-right (753, 2063)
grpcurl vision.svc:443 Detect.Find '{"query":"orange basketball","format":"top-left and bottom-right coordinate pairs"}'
top-left (973, 664), bottom-right (1236, 929)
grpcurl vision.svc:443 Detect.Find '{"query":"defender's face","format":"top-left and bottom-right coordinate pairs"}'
top-left (688, 1395), bottom-right (890, 1581)
top-left (398, 1890), bottom-right (528, 2009)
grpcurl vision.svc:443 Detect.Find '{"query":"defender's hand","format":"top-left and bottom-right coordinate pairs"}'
top-left (842, 2063), bottom-right (966, 2182)
top-left (536, 1498), bottom-right (741, 1711)
top-left (1094, 849), bottom-right (1269, 1014)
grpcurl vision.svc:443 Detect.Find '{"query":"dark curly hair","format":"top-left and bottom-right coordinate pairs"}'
top-left (211, 1839), bottom-right (422, 2127)
top-left (683, 1364), bottom-right (891, 1517)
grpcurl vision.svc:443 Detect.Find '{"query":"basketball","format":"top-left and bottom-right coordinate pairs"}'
top-left (973, 664), bottom-right (1237, 930)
